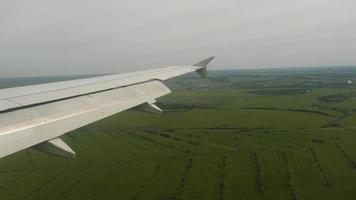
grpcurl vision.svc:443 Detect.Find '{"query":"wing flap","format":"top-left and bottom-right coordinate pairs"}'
top-left (0, 80), bottom-right (171, 158)
top-left (9, 89), bottom-right (79, 106)
top-left (0, 100), bottom-right (20, 111)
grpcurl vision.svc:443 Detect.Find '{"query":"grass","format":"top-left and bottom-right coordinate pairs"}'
top-left (1, 69), bottom-right (356, 199)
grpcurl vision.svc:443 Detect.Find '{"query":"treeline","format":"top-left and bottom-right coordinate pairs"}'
top-left (156, 102), bottom-right (215, 111)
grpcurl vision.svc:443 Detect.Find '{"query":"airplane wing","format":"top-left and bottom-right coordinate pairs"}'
top-left (0, 57), bottom-right (215, 158)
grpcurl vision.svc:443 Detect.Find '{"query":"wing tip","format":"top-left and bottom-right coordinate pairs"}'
top-left (193, 56), bottom-right (215, 68)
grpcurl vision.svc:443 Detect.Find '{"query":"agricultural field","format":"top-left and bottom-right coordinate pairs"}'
top-left (1, 67), bottom-right (356, 199)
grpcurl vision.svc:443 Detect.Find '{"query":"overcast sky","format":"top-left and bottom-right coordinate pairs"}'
top-left (0, 0), bottom-right (355, 77)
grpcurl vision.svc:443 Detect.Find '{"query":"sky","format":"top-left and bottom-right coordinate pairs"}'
top-left (0, 0), bottom-right (356, 77)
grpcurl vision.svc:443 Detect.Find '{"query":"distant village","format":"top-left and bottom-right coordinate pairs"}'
top-left (165, 80), bottom-right (234, 91)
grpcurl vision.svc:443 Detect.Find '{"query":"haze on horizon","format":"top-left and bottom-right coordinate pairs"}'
top-left (0, 0), bottom-right (355, 78)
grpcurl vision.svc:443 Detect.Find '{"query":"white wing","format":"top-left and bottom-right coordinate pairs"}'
top-left (0, 57), bottom-right (215, 158)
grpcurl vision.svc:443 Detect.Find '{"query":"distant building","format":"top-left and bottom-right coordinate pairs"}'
top-left (347, 80), bottom-right (353, 84)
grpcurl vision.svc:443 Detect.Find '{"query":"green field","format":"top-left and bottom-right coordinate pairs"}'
top-left (1, 68), bottom-right (356, 200)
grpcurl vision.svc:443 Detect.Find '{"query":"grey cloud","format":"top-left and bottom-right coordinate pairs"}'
top-left (0, 0), bottom-right (355, 77)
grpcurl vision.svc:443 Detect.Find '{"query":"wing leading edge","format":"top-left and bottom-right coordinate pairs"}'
top-left (0, 57), bottom-right (215, 158)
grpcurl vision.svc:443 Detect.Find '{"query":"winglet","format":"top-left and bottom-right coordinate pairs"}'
top-left (193, 56), bottom-right (215, 78)
top-left (193, 56), bottom-right (215, 67)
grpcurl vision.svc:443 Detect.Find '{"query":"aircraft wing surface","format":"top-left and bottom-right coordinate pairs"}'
top-left (0, 57), bottom-right (214, 158)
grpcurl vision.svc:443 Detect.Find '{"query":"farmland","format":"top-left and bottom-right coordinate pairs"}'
top-left (1, 67), bottom-right (356, 199)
